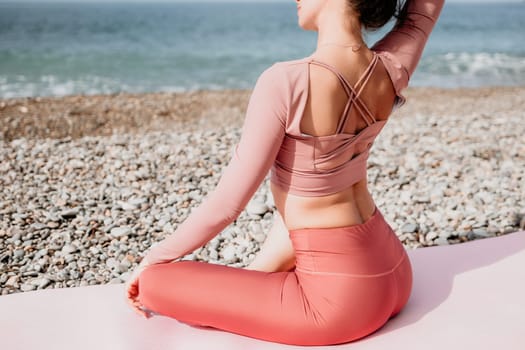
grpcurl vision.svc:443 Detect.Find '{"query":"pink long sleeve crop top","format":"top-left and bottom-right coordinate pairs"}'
top-left (144, 0), bottom-right (445, 265)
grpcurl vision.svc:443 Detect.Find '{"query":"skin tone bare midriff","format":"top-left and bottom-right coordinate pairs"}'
top-left (271, 178), bottom-right (377, 231)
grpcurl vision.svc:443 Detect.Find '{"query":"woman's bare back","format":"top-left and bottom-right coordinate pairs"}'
top-left (272, 47), bottom-right (398, 231)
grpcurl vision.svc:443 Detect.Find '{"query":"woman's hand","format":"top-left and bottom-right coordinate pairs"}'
top-left (125, 256), bottom-right (153, 319)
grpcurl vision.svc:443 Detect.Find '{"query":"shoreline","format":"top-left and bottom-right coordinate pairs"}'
top-left (1, 86), bottom-right (524, 142)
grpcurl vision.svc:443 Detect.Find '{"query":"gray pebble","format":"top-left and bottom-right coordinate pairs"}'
top-left (5, 276), bottom-right (19, 287)
top-left (106, 257), bottom-right (118, 269)
top-left (209, 250), bottom-right (219, 260)
top-left (472, 228), bottom-right (490, 238)
top-left (246, 201), bottom-right (269, 216)
top-left (84, 200), bottom-right (97, 207)
top-left (46, 221), bottom-right (60, 229)
top-left (20, 283), bottom-right (36, 292)
top-left (61, 244), bottom-right (78, 254)
top-left (401, 223), bottom-right (418, 233)
top-left (221, 246), bottom-right (237, 263)
top-left (13, 249), bottom-right (25, 259)
top-left (60, 209), bottom-right (78, 219)
top-left (69, 159), bottom-right (85, 169)
top-left (110, 226), bottom-right (131, 238)
top-left (120, 202), bottom-right (137, 211)
top-left (435, 236), bottom-right (450, 245)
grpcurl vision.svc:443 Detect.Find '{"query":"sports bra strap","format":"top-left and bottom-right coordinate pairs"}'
top-left (309, 60), bottom-right (353, 96)
top-left (354, 54), bottom-right (379, 96)
top-left (353, 55), bottom-right (379, 112)
top-left (339, 54), bottom-right (379, 131)
top-left (308, 53), bottom-right (379, 134)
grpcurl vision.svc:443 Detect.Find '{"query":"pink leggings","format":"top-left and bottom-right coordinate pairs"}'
top-left (137, 206), bottom-right (413, 346)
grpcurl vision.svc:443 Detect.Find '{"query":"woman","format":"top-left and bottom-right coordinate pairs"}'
top-left (126, 0), bottom-right (444, 345)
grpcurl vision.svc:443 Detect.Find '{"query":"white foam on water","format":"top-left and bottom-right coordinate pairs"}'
top-left (1, 52), bottom-right (524, 98)
top-left (0, 74), bottom-right (202, 98)
top-left (414, 52), bottom-right (525, 87)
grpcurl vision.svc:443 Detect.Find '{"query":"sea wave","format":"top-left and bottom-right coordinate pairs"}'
top-left (0, 75), bottom-right (124, 99)
top-left (1, 52), bottom-right (524, 98)
top-left (0, 74), bottom-right (230, 99)
top-left (413, 52), bottom-right (525, 87)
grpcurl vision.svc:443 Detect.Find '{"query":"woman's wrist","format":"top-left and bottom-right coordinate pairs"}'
top-left (142, 243), bottom-right (179, 266)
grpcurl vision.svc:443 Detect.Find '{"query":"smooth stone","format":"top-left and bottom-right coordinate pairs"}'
top-left (110, 227), bottom-right (131, 238)
top-left (119, 258), bottom-right (132, 269)
top-left (430, 187), bottom-right (445, 199)
top-left (120, 272), bottom-right (131, 282)
top-left (60, 209), bottom-right (78, 219)
top-left (458, 230), bottom-right (469, 238)
top-left (129, 197), bottom-right (148, 206)
top-left (21, 271), bottom-right (39, 277)
top-left (106, 257), bottom-right (118, 269)
top-left (9, 232), bottom-right (22, 242)
top-left (5, 275), bottom-right (19, 287)
top-left (413, 195), bottom-right (431, 204)
top-left (120, 202), bottom-right (137, 211)
top-left (77, 259), bottom-right (89, 269)
top-left (30, 222), bottom-right (48, 231)
top-left (435, 236), bottom-right (450, 245)
top-left (209, 250), bottom-right (219, 260)
top-left (61, 244), bottom-right (78, 254)
top-left (425, 231), bottom-right (439, 242)
top-left (84, 200), bottom-right (97, 207)
top-left (401, 223), bottom-right (418, 233)
top-left (246, 201), bottom-right (269, 216)
top-left (235, 245), bottom-right (247, 256)
top-left (220, 245), bottom-right (236, 263)
top-left (20, 283), bottom-right (36, 292)
top-left (89, 246), bottom-right (100, 255)
top-left (46, 222), bottom-right (60, 229)
top-left (400, 191), bottom-right (412, 203)
top-left (13, 249), bottom-right (25, 259)
top-left (83, 271), bottom-right (95, 280)
top-left (472, 228), bottom-right (490, 238)
top-left (69, 159), bottom-right (84, 169)
top-left (118, 264), bottom-right (129, 273)
top-left (253, 233), bottom-right (267, 243)
top-left (265, 195), bottom-right (275, 208)
top-left (208, 238), bottom-right (221, 251)
top-left (39, 278), bottom-right (52, 289)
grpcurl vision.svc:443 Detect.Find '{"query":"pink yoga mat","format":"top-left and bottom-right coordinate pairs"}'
top-left (1, 230), bottom-right (524, 349)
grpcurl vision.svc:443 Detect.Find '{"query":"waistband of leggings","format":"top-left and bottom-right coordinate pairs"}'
top-left (288, 205), bottom-right (387, 236)
top-left (294, 252), bottom-right (408, 278)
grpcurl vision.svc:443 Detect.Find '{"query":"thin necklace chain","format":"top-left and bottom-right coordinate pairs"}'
top-left (317, 42), bottom-right (366, 52)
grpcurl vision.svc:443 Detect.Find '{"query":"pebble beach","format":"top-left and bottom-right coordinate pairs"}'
top-left (1, 86), bottom-right (524, 295)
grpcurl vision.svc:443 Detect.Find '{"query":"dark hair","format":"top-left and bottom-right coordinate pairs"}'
top-left (347, 0), bottom-right (410, 31)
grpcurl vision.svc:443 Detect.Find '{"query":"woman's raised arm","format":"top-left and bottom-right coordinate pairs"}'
top-left (372, 0), bottom-right (445, 88)
top-left (142, 64), bottom-right (288, 265)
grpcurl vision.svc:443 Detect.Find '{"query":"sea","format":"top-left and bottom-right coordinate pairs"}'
top-left (0, 1), bottom-right (524, 98)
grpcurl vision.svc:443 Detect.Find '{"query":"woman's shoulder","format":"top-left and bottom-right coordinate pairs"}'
top-left (255, 56), bottom-right (310, 93)
top-left (251, 56), bottom-right (311, 125)
top-left (259, 55), bottom-right (311, 74)
top-left (273, 55), bottom-right (312, 71)
top-left (258, 55), bottom-right (311, 88)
